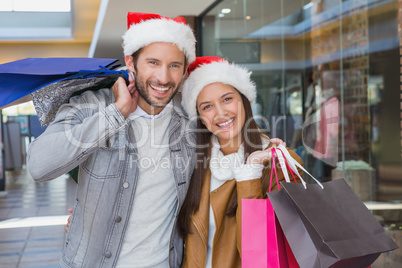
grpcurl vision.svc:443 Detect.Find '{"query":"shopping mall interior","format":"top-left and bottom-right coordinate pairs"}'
top-left (0, 0), bottom-right (401, 267)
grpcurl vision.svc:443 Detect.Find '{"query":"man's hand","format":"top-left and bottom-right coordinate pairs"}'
top-left (113, 74), bottom-right (139, 118)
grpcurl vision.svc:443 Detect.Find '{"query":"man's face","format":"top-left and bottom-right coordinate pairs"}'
top-left (125, 42), bottom-right (187, 114)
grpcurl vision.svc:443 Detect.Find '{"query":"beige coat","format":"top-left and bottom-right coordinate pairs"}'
top-left (182, 146), bottom-right (303, 268)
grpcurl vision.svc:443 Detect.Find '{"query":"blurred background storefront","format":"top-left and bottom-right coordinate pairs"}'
top-left (198, 0), bottom-right (402, 200)
top-left (198, 1), bottom-right (402, 264)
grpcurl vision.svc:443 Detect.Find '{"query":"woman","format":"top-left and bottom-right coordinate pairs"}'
top-left (178, 56), bottom-right (303, 268)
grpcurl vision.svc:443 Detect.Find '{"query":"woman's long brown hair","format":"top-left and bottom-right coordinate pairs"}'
top-left (177, 92), bottom-right (270, 238)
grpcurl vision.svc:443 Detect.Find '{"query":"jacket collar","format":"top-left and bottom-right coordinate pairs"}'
top-left (171, 92), bottom-right (188, 119)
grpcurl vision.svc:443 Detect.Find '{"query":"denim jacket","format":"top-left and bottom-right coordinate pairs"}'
top-left (27, 88), bottom-right (196, 268)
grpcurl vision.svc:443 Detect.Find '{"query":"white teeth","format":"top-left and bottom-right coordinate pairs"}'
top-left (217, 118), bottom-right (234, 127)
top-left (152, 85), bottom-right (169, 92)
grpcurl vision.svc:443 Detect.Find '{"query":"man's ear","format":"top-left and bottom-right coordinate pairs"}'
top-left (182, 61), bottom-right (189, 78)
top-left (125, 55), bottom-right (135, 73)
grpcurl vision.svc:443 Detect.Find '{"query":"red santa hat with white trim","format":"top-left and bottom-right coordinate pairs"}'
top-left (122, 12), bottom-right (196, 63)
top-left (181, 56), bottom-right (256, 118)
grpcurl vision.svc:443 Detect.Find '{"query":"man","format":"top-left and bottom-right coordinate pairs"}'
top-left (27, 12), bottom-right (196, 268)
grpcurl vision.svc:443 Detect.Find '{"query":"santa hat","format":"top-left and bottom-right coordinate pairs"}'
top-left (181, 56), bottom-right (256, 118)
top-left (123, 12), bottom-right (196, 63)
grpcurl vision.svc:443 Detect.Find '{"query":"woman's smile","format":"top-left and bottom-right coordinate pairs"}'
top-left (216, 117), bottom-right (235, 129)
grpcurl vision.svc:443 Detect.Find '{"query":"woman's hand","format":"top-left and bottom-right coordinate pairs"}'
top-left (246, 138), bottom-right (286, 165)
top-left (269, 138), bottom-right (286, 147)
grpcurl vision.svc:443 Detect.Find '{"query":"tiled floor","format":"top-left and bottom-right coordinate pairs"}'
top-left (0, 168), bottom-right (76, 268)
top-left (1, 168), bottom-right (400, 267)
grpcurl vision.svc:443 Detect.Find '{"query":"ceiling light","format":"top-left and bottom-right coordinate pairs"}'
top-left (0, 215), bottom-right (70, 229)
top-left (0, 0), bottom-right (71, 12)
top-left (221, 8), bottom-right (231, 14)
top-left (0, 0), bottom-right (12, 11)
top-left (218, 13), bottom-right (225, 18)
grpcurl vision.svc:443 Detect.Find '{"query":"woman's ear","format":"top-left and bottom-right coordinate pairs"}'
top-left (199, 115), bottom-right (213, 131)
top-left (200, 117), bottom-right (207, 127)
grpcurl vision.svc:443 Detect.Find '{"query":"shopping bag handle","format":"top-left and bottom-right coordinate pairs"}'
top-left (268, 147), bottom-right (304, 192)
top-left (276, 148), bottom-right (297, 183)
top-left (273, 144), bottom-right (324, 189)
top-left (275, 147), bottom-right (295, 184)
top-left (78, 66), bottom-right (130, 85)
top-left (269, 148), bottom-right (280, 191)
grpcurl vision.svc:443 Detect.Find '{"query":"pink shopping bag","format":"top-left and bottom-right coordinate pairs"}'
top-left (242, 146), bottom-right (299, 267)
top-left (241, 197), bottom-right (299, 268)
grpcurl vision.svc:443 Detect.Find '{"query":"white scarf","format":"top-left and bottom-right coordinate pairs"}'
top-left (209, 135), bottom-right (271, 183)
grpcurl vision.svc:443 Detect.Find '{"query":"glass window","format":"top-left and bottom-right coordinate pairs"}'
top-left (200, 2), bottom-right (402, 261)
top-left (199, 0), bottom-right (402, 203)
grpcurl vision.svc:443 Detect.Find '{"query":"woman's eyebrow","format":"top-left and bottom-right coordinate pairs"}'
top-left (221, 92), bottom-right (234, 98)
top-left (198, 91), bottom-right (235, 108)
top-left (198, 100), bottom-right (210, 108)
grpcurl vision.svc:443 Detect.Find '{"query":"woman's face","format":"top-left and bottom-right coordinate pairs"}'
top-left (196, 82), bottom-right (246, 147)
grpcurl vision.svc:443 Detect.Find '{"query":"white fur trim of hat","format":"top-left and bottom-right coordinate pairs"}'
top-left (181, 56), bottom-right (256, 118)
top-left (123, 12), bottom-right (196, 63)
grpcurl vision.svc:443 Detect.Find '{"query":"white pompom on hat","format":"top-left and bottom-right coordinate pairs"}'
top-left (122, 12), bottom-right (196, 63)
top-left (181, 56), bottom-right (256, 118)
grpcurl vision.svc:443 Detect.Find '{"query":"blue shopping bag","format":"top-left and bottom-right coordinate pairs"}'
top-left (0, 57), bottom-right (127, 108)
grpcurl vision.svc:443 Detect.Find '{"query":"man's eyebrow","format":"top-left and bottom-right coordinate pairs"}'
top-left (144, 57), bottom-right (160, 62)
top-left (171, 61), bottom-right (184, 65)
top-left (144, 57), bottom-right (184, 63)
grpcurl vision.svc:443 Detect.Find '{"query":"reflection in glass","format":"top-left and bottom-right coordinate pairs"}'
top-left (200, 0), bottom-right (401, 201)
